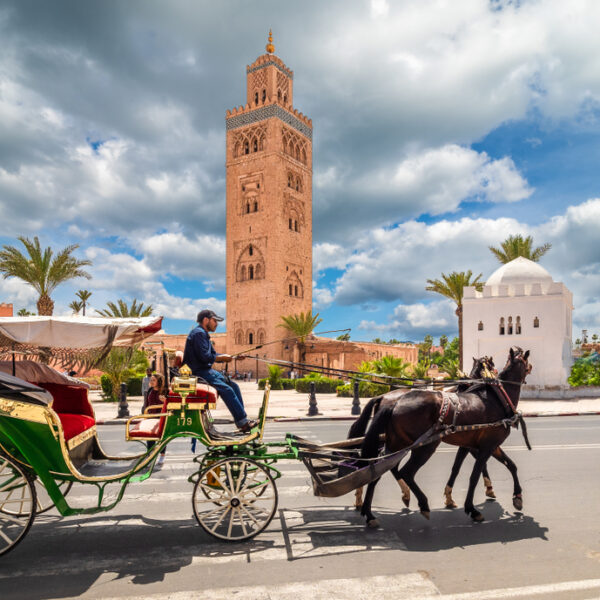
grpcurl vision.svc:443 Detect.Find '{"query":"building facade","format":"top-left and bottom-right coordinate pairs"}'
top-left (224, 35), bottom-right (313, 374)
top-left (462, 257), bottom-right (573, 387)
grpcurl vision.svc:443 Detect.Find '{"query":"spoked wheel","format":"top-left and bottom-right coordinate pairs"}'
top-left (34, 479), bottom-right (72, 515)
top-left (0, 454), bottom-right (36, 556)
top-left (192, 457), bottom-right (277, 542)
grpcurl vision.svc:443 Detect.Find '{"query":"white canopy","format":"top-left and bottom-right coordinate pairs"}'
top-left (0, 361), bottom-right (89, 388)
top-left (0, 316), bottom-right (163, 349)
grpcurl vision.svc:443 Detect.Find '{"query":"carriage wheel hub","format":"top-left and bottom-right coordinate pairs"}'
top-left (230, 497), bottom-right (240, 507)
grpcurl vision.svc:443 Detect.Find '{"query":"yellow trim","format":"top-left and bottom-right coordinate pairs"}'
top-left (67, 425), bottom-right (97, 450)
top-left (200, 412), bottom-right (259, 446)
top-left (166, 402), bottom-right (216, 411)
top-left (0, 397), bottom-right (49, 425)
top-left (125, 412), bottom-right (168, 442)
top-left (257, 385), bottom-right (270, 441)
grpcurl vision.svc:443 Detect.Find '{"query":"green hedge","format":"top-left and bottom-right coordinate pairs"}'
top-left (258, 378), bottom-right (295, 390)
top-left (294, 377), bottom-right (345, 394)
top-left (100, 375), bottom-right (144, 400)
top-left (337, 381), bottom-right (390, 397)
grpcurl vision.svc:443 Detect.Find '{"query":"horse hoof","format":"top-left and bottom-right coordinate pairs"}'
top-left (513, 495), bottom-right (523, 511)
top-left (367, 518), bottom-right (379, 529)
top-left (485, 487), bottom-right (496, 499)
top-left (420, 510), bottom-right (430, 520)
top-left (354, 504), bottom-right (363, 511)
top-left (444, 500), bottom-right (458, 509)
top-left (471, 511), bottom-right (484, 522)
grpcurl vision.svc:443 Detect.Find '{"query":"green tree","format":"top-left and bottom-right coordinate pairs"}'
top-left (439, 334), bottom-right (448, 350)
top-left (76, 289), bottom-right (92, 316)
top-left (489, 234), bottom-right (551, 264)
top-left (69, 300), bottom-right (83, 315)
top-left (267, 365), bottom-right (284, 390)
top-left (96, 299), bottom-right (154, 318)
top-left (336, 332), bottom-right (351, 341)
top-left (99, 348), bottom-right (149, 401)
top-left (17, 308), bottom-right (34, 316)
top-left (0, 236), bottom-right (91, 315)
top-left (373, 355), bottom-right (411, 378)
top-left (411, 358), bottom-right (431, 379)
top-left (279, 311), bottom-right (322, 369)
top-left (372, 337), bottom-right (383, 344)
top-left (426, 272), bottom-right (484, 370)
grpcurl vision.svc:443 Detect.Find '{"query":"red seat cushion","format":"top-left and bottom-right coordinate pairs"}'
top-left (57, 413), bottom-right (96, 442)
top-left (129, 417), bottom-right (164, 439)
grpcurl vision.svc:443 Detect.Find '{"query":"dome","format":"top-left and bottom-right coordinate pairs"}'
top-left (486, 256), bottom-right (553, 287)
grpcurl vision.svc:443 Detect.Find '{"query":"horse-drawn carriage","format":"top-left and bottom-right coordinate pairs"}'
top-left (0, 316), bottom-right (532, 556)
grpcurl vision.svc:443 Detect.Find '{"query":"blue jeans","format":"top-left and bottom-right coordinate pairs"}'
top-left (196, 369), bottom-right (248, 427)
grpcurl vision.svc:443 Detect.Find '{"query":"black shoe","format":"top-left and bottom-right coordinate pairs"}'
top-left (239, 419), bottom-right (258, 433)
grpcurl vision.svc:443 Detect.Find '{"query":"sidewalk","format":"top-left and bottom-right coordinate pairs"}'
top-left (92, 381), bottom-right (600, 425)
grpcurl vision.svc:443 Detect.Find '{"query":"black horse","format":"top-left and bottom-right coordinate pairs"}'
top-left (351, 347), bottom-right (530, 526)
top-left (352, 355), bottom-right (519, 511)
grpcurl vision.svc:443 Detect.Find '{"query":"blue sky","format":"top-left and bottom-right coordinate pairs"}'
top-left (1, 0), bottom-right (600, 342)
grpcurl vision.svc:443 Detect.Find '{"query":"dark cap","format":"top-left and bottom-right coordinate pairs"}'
top-left (197, 309), bottom-right (224, 323)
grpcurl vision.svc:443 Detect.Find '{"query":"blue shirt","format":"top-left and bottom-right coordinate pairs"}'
top-left (183, 326), bottom-right (217, 373)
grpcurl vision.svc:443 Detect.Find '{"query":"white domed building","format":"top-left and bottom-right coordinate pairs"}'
top-left (462, 257), bottom-right (573, 387)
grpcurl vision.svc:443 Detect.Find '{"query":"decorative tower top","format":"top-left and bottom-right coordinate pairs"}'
top-left (266, 29), bottom-right (275, 54)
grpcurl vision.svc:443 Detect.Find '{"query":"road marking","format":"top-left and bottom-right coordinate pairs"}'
top-left (439, 443), bottom-right (600, 452)
top-left (66, 574), bottom-right (440, 599)
top-left (436, 577), bottom-right (600, 599)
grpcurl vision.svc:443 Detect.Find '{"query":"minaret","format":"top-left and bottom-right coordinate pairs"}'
top-left (225, 32), bottom-right (313, 374)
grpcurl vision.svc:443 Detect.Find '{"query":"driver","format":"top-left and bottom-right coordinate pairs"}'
top-left (183, 310), bottom-right (257, 433)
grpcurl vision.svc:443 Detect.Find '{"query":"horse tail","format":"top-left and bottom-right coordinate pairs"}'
top-left (361, 403), bottom-right (393, 458)
top-left (348, 395), bottom-right (384, 439)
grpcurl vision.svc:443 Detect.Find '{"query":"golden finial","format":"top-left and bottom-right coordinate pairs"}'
top-left (266, 29), bottom-right (275, 54)
top-left (179, 364), bottom-right (192, 376)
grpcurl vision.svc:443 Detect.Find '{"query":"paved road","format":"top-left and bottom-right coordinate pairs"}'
top-left (2, 417), bottom-right (599, 600)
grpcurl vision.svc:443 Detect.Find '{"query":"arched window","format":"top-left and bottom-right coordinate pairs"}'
top-left (240, 265), bottom-right (246, 281)
top-left (254, 91), bottom-right (259, 105)
top-left (283, 94), bottom-right (287, 104)
top-left (294, 220), bottom-right (298, 232)
top-left (244, 141), bottom-right (249, 154)
top-left (249, 265), bottom-right (254, 280)
top-left (288, 173), bottom-right (293, 188)
top-left (246, 203), bottom-right (250, 214)
top-left (499, 317), bottom-right (505, 335)
top-left (278, 90), bottom-right (282, 102)
top-left (301, 149), bottom-right (307, 164)
top-left (294, 285), bottom-right (298, 297)
top-left (253, 138), bottom-right (258, 152)
top-left (258, 330), bottom-right (265, 344)
top-left (236, 331), bottom-right (243, 345)
top-left (289, 218), bottom-right (293, 229)
top-left (255, 263), bottom-right (261, 279)
top-left (248, 245), bottom-right (253, 257)
top-left (253, 201), bottom-right (258, 212)
top-left (534, 316), bottom-right (540, 328)
top-left (516, 316), bottom-right (522, 335)
top-left (248, 332), bottom-right (254, 345)
top-left (478, 321), bottom-right (484, 331)
top-left (289, 283), bottom-right (293, 295)
top-left (508, 316), bottom-right (513, 335)
top-left (296, 146), bottom-right (300, 161)
top-left (262, 88), bottom-right (266, 103)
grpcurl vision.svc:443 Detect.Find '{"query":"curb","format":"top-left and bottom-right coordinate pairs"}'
top-left (96, 411), bottom-right (600, 425)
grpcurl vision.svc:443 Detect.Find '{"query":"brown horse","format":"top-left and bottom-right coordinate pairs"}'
top-left (352, 347), bottom-right (531, 526)
top-left (352, 356), bottom-right (512, 511)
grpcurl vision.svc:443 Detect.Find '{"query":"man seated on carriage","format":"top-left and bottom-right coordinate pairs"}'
top-left (183, 310), bottom-right (257, 433)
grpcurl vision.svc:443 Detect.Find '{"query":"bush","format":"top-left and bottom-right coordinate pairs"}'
top-left (100, 374), bottom-right (116, 401)
top-left (258, 378), bottom-right (295, 390)
top-left (568, 352), bottom-right (600, 386)
top-left (126, 376), bottom-right (143, 396)
top-left (294, 377), bottom-right (344, 394)
top-left (337, 381), bottom-right (390, 397)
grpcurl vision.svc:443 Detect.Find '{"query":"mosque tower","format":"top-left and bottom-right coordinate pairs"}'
top-left (225, 32), bottom-right (313, 373)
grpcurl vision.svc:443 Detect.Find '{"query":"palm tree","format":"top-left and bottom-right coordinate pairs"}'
top-left (279, 311), bottom-right (323, 368)
top-left (373, 355), bottom-right (411, 379)
top-left (426, 271), bottom-right (484, 370)
top-left (69, 300), bottom-right (83, 315)
top-left (99, 347), bottom-right (149, 401)
top-left (17, 308), bottom-right (34, 316)
top-left (489, 234), bottom-right (551, 264)
top-left (411, 358), bottom-right (431, 379)
top-left (0, 236), bottom-right (91, 315)
top-left (96, 299), bottom-right (154, 318)
top-left (439, 334), bottom-right (448, 350)
top-left (76, 289), bottom-right (92, 316)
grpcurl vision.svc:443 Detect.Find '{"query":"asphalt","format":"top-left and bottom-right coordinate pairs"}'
top-left (93, 380), bottom-right (600, 424)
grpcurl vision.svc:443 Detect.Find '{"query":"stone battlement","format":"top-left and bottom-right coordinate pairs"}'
top-left (0, 303), bottom-right (13, 317)
top-left (464, 281), bottom-right (568, 299)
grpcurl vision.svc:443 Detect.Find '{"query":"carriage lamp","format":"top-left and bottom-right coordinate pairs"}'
top-left (171, 364), bottom-right (197, 418)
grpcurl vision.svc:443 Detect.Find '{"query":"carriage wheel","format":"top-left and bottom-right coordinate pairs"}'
top-left (34, 479), bottom-right (72, 515)
top-left (192, 457), bottom-right (278, 542)
top-left (0, 454), bottom-right (36, 556)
